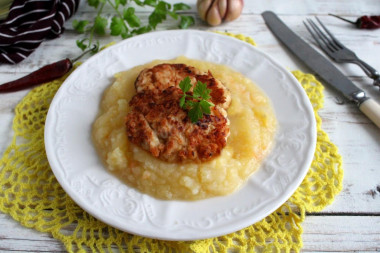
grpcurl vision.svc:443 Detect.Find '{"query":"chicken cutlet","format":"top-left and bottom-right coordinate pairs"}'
top-left (134, 63), bottom-right (231, 109)
top-left (126, 63), bottom-right (231, 163)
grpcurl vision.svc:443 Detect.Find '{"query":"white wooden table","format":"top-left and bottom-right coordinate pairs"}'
top-left (1, 0), bottom-right (380, 251)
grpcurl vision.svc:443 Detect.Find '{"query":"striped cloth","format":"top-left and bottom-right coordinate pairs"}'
top-left (0, 0), bottom-right (80, 64)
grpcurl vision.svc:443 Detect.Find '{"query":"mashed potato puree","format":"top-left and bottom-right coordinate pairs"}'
top-left (92, 56), bottom-right (277, 200)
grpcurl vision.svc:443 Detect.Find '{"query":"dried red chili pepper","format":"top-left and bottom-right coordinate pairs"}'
top-left (329, 13), bottom-right (380, 29)
top-left (0, 45), bottom-right (97, 93)
top-left (0, 59), bottom-right (72, 92)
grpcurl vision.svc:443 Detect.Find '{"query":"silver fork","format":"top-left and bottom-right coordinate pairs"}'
top-left (304, 17), bottom-right (380, 89)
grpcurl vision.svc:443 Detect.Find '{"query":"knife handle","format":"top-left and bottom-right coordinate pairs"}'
top-left (359, 98), bottom-right (380, 128)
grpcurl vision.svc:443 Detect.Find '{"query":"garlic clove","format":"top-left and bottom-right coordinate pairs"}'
top-left (206, 0), bottom-right (223, 26)
top-left (218, 0), bottom-right (228, 19)
top-left (224, 0), bottom-right (244, 22)
top-left (197, 0), bottom-right (213, 21)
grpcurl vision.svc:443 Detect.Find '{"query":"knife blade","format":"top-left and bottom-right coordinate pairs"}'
top-left (262, 11), bottom-right (380, 128)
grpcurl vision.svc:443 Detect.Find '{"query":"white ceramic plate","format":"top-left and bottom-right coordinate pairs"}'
top-left (45, 30), bottom-right (316, 241)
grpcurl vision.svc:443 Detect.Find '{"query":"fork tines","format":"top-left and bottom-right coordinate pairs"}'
top-left (304, 17), bottom-right (380, 89)
top-left (304, 18), bottom-right (345, 53)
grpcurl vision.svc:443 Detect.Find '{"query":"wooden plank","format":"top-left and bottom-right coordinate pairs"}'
top-left (0, 214), bottom-right (64, 252)
top-left (302, 215), bottom-right (380, 252)
top-left (0, 213), bottom-right (379, 252)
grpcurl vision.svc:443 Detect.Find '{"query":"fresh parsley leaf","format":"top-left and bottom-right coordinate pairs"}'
top-left (179, 77), bottom-right (214, 123)
top-left (110, 16), bottom-right (128, 38)
top-left (193, 81), bottom-right (211, 100)
top-left (179, 96), bottom-right (186, 108)
top-left (188, 103), bottom-right (203, 123)
top-left (144, 0), bottom-right (157, 7)
top-left (72, 20), bottom-right (89, 33)
top-left (134, 0), bottom-right (144, 6)
top-left (124, 7), bottom-right (141, 28)
top-left (88, 0), bottom-right (100, 8)
top-left (73, 0), bottom-right (194, 52)
top-left (131, 25), bottom-right (152, 35)
top-left (184, 99), bottom-right (195, 109)
top-left (159, 1), bottom-right (171, 10)
top-left (179, 76), bottom-right (192, 93)
top-left (173, 3), bottom-right (190, 11)
top-left (94, 16), bottom-right (108, 35)
top-left (149, 1), bottom-right (170, 28)
top-left (179, 15), bottom-right (195, 29)
top-left (199, 100), bottom-right (214, 115)
top-left (168, 11), bottom-right (178, 20)
top-left (148, 12), bottom-right (163, 28)
top-left (76, 39), bottom-right (89, 51)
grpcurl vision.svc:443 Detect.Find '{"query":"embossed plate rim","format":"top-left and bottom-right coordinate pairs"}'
top-left (45, 30), bottom-right (316, 241)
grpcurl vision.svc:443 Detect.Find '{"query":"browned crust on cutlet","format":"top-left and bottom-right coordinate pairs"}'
top-left (134, 63), bottom-right (231, 109)
top-left (126, 63), bottom-right (231, 163)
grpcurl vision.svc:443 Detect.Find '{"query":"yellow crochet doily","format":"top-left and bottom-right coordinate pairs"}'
top-left (0, 34), bottom-right (343, 252)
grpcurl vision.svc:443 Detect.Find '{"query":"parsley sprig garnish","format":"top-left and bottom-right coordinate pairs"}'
top-left (73, 0), bottom-right (195, 52)
top-left (179, 77), bottom-right (214, 123)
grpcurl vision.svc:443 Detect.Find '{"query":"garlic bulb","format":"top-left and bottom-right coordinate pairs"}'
top-left (197, 0), bottom-right (244, 26)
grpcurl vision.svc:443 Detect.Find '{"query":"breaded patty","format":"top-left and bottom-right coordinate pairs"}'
top-left (134, 63), bottom-right (231, 109)
top-left (126, 64), bottom-right (231, 163)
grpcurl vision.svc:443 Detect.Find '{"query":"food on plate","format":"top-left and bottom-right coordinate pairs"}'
top-left (126, 63), bottom-right (231, 163)
top-left (134, 63), bottom-right (231, 109)
top-left (92, 56), bottom-right (277, 200)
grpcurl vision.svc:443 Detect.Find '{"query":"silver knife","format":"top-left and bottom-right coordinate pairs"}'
top-left (262, 11), bottom-right (380, 129)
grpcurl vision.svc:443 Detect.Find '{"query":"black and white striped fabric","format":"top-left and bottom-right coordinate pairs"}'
top-left (0, 0), bottom-right (80, 64)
